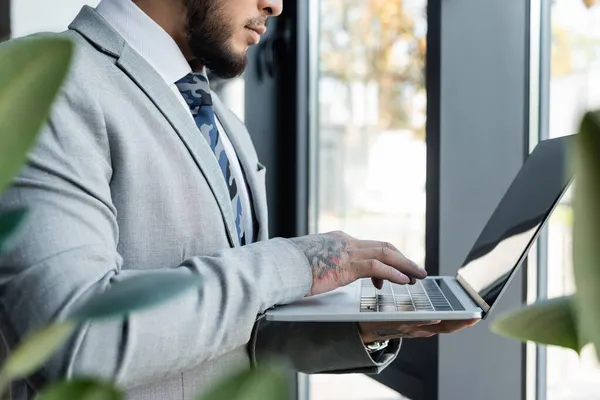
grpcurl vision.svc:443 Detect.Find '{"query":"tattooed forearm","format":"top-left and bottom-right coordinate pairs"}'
top-left (290, 234), bottom-right (349, 279)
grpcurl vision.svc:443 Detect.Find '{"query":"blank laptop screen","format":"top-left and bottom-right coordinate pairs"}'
top-left (456, 135), bottom-right (575, 313)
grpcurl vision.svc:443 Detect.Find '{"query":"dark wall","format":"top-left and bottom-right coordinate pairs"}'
top-left (437, 0), bottom-right (529, 398)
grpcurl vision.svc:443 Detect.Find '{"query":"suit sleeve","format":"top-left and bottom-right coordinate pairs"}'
top-left (250, 320), bottom-right (401, 374)
top-left (0, 83), bottom-right (313, 391)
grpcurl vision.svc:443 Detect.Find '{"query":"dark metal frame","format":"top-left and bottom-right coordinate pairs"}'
top-left (534, 0), bottom-right (553, 398)
top-left (0, 0), bottom-right (9, 41)
top-left (520, 0), bottom-right (533, 397)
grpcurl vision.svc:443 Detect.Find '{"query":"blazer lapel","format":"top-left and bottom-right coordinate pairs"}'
top-left (213, 96), bottom-right (269, 241)
top-left (69, 7), bottom-right (239, 247)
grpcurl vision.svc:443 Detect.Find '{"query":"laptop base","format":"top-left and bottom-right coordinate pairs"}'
top-left (264, 277), bottom-right (482, 322)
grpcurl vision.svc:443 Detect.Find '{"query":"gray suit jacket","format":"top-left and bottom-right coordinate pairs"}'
top-left (0, 7), bottom-right (399, 399)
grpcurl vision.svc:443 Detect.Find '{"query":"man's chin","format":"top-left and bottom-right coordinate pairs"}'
top-left (212, 55), bottom-right (248, 79)
top-left (190, 48), bottom-right (247, 79)
top-left (208, 60), bottom-right (248, 80)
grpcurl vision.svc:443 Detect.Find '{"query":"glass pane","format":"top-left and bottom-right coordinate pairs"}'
top-left (310, 374), bottom-right (407, 400)
top-left (546, 1), bottom-right (600, 399)
top-left (211, 76), bottom-right (246, 122)
top-left (309, 0), bottom-right (427, 398)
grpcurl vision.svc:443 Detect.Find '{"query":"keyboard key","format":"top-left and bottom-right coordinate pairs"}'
top-left (360, 279), bottom-right (453, 312)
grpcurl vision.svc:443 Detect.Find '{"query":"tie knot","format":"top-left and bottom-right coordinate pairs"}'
top-left (175, 73), bottom-right (213, 108)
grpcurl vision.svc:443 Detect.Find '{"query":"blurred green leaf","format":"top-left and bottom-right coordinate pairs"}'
top-left (0, 322), bottom-right (75, 393)
top-left (0, 209), bottom-right (27, 255)
top-left (36, 379), bottom-right (122, 400)
top-left (69, 272), bottom-right (203, 321)
top-left (0, 37), bottom-right (73, 194)
top-left (573, 110), bottom-right (600, 360)
top-left (197, 365), bottom-right (288, 400)
top-left (491, 296), bottom-right (582, 352)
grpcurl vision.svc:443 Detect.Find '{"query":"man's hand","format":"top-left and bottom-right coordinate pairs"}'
top-left (290, 231), bottom-right (427, 297)
top-left (358, 319), bottom-right (480, 343)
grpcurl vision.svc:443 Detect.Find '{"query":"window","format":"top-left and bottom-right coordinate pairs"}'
top-left (211, 76), bottom-right (246, 122)
top-left (540, 1), bottom-right (600, 398)
top-left (308, 0), bottom-right (427, 398)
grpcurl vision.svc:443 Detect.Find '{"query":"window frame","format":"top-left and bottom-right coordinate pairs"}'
top-left (528, 0), bottom-right (552, 398)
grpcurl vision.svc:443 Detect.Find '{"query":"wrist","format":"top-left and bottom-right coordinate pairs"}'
top-left (364, 339), bottom-right (389, 354)
top-left (358, 322), bottom-right (378, 343)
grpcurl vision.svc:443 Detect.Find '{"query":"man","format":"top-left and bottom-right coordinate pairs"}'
top-left (0, 0), bottom-right (477, 398)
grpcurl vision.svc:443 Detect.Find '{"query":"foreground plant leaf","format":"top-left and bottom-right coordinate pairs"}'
top-left (36, 379), bottom-right (122, 400)
top-left (0, 209), bottom-right (27, 255)
top-left (69, 272), bottom-right (204, 321)
top-left (0, 322), bottom-right (75, 395)
top-left (573, 110), bottom-right (600, 359)
top-left (491, 296), bottom-right (582, 352)
top-left (0, 37), bottom-right (73, 193)
top-left (197, 365), bottom-right (288, 400)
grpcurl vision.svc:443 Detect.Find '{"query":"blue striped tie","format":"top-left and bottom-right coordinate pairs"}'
top-left (175, 73), bottom-right (246, 246)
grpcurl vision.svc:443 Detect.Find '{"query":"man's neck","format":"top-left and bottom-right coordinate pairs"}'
top-left (131, 0), bottom-right (194, 62)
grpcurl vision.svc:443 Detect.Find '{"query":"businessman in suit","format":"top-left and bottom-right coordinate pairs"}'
top-left (0, 0), bottom-right (477, 398)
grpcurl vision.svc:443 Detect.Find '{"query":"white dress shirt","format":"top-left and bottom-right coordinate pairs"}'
top-left (96, 0), bottom-right (255, 243)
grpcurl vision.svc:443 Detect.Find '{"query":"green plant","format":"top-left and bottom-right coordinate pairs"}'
top-left (491, 110), bottom-right (600, 363)
top-left (0, 36), bottom-right (287, 400)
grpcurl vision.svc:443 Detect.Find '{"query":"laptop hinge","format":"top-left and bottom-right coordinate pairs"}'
top-left (455, 274), bottom-right (490, 313)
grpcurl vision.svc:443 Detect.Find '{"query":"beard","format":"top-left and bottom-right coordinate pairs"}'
top-left (185, 0), bottom-right (248, 79)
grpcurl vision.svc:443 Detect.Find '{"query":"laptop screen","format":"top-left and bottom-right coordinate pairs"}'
top-left (456, 135), bottom-right (575, 314)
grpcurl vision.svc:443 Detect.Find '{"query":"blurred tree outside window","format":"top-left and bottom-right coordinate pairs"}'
top-left (310, 0), bottom-right (426, 399)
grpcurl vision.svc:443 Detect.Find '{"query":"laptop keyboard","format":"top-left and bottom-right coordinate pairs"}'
top-left (360, 279), bottom-right (454, 312)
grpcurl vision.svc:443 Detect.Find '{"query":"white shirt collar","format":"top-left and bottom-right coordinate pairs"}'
top-left (96, 0), bottom-right (192, 84)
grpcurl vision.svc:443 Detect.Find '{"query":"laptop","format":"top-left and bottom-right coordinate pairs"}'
top-left (265, 134), bottom-right (575, 322)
